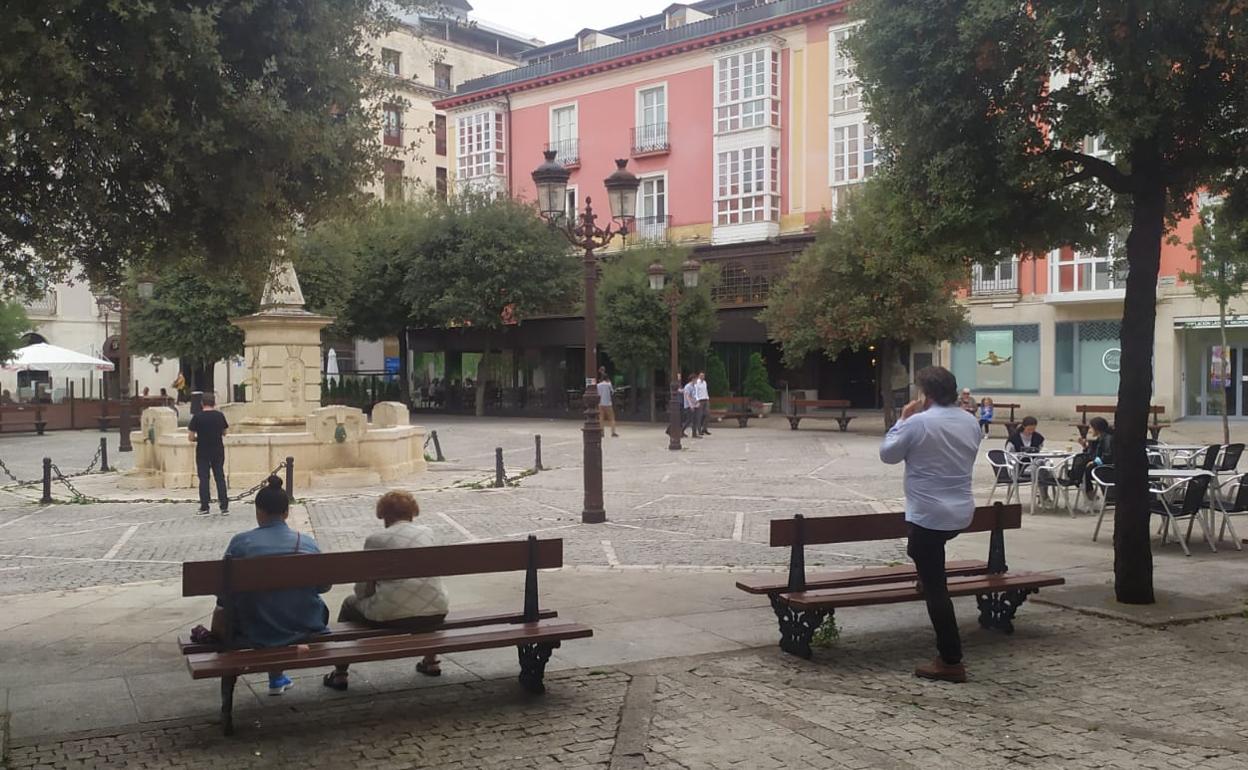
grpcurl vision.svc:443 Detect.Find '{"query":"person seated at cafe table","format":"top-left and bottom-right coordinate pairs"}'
top-left (1006, 416), bottom-right (1045, 453)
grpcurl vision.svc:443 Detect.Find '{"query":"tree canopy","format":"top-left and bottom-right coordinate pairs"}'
top-left (0, 302), bottom-right (30, 365)
top-left (759, 179), bottom-right (966, 422)
top-left (1, 0), bottom-right (427, 295)
top-left (850, 0), bottom-right (1248, 604)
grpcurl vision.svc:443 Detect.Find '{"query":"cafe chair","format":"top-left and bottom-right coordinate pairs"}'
top-left (1091, 465), bottom-right (1116, 542)
top-left (1211, 472), bottom-right (1247, 550)
top-left (1149, 474), bottom-right (1215, 556)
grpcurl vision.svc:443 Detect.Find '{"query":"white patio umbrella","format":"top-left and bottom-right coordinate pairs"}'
top-left (325, 347), bottom-right (339, 385)
top-left (3, 343), bottom-right (115, 374)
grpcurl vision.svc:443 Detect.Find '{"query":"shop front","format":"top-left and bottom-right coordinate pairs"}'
top-left (1179, 315), bottom-right (1248, 418)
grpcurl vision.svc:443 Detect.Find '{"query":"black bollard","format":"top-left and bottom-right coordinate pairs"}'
top-left (41, 457), bottom-right (52, 504)
top-left (285, 456), bottom-right (295, 502)
top-left (431, 430), bottom-right (445, 462)
top-left (534, 434), bottom-right (543, 472)
top-left (99, 437), bottom-right (110, 473)
top-left (494, 447), bottom-right (505, 488)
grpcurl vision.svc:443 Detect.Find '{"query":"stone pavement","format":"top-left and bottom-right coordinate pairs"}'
top-left (0, 415), bottom-right (1246, 767)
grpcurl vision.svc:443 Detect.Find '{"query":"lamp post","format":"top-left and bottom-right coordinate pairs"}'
top-left (648, 258), bottom-right (702, 451)
top-left (532, 151), bottom-right (640, 524)
top-left (116, 280), bottom-right (154, 453)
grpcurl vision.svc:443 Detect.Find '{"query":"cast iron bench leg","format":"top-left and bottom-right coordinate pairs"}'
top-left (975, 587), bottom-right (1038, 634)
top-left (787, 417), bottom-right (801, 430)
top-left (770, 594), bottom-right (829, 660)
top-left (737, 416), bottom-right (749, 428)
top-left (836, 417), bottom-right (851, 432)
top-left (220, 675), bottom-right (237, 736)
top-left (518, 642), bottom-right (556, 694)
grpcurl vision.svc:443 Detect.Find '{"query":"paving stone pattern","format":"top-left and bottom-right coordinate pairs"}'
top-left (8, 614), bottom-right (1247, 769)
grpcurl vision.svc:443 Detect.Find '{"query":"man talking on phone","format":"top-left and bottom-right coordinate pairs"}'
top-left (879, 366), bottom-right (982, 683)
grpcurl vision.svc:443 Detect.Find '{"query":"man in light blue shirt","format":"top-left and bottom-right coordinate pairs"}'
top-left (880, 366), bottom-right (982, 683)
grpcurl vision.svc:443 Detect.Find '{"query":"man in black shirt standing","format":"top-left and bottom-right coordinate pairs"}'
top-left (188, 394), bottom-right (229, 515)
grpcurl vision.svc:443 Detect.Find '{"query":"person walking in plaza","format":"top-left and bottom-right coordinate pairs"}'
top-left (597, 372), bottom-right (619, 437)
top-left (695, 370), bottom-right (711, 436)
top-left (205, 477), bottom-right (329, 695)
top-left (322, 490), bottom-right (449, 691)
top-left (188, 393), bottom-right (229, 515)
top-left (879, 366), bottom-right (981, 683)
top-left (682, 373), bottom-right (700, 438)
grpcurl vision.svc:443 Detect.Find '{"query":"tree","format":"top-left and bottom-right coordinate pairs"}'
top-left (705, 352), bottom-right (730, 398)
top-left (401, 193), bottom-right (579, 416)
top-left (598, 245), bottom-right (718, 419)
top-left (128, 266), bottom-right (257, 391)
top-left (1, 0), bottom-right (428, 296)
top-left (1181, 199), bottom-right (1248, 444)
top-left (0, 302), bottom-right (30, 365)
top-left (851, 0), bottom-right (1248, 604)
top-left (759, 179), bottom-right (966, 425)
top-left (742, 352), bottom-right (776, 404)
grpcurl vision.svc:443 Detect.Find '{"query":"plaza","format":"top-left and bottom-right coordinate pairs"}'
top-left (0, 416), bottom-right (1245, 768)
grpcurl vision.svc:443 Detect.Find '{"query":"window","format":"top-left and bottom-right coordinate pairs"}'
top-left (715, 146), bottom-right (777, 226)
top-left (971, 257), bottom-right (1018, 295)
top-left (435, 167), bottom-right (448, 201)
top-left (435, 114), bottom-right (447, 156)
top-left (637, 85), bottom-right (666, 137)
top-left (381, 48), bottom-right (401, 77)
top-left (1055, 321), bottom-right (1120, 395)
top-left (950, 325), bottom-right (1041, 393)
top-left (1050, 244), bottom-right (1127, 294)
top-left (564, 187), bottom-right (578, 223)
top-left (715, 48), bottom-right (780, 133)
top-left (383, 104), bottom-right (402, 147)
top-left (830, 26), bottom-right (860, 115)
top-left (550, 104), bottom-right (578, 165)
top-left (637, 176), bottom-right (667, 240)
top-left (434, 62), bottom-right (453, 90)
top-left (382, 159), bottom-right (404, 202)
top-left (831, 122), bottom-right (875, 184)
top-left (456, 111), bottom-right (506, 180)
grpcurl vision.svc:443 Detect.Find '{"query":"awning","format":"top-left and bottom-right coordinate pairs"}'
top-left (2, 343), bottom-right (116, 373)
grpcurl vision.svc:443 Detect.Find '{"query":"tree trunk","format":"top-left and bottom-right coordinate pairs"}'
top-left (1219, 301), bottom-right (1230, 445)
top-left (474, 333), bottom-right (491, 418)
top-left (1114, 175), bottom-right (1164, 605)
top-left (879, 340), bottom-right (897, 429)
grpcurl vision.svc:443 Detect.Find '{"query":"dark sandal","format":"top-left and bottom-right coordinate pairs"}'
top-left (322, 672), bottom-right (349, 691)
top-left (416, 660), bottom-right (442, 677)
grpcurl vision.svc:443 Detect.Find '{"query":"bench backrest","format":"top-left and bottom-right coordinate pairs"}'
top-left (710, 396), bottom-right (750, 407)
top-left (793, 399), bottom-right (851, 410)
top-left (183, 537), bottom-right (562, 596)
top-left (1076, 404), bottom-right (1164, 425)
top-left (769, 504), bottom-right (1021, 547)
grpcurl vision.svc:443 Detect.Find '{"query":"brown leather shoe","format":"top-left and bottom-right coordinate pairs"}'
top-left (914, 658), bottom-right (967, 683)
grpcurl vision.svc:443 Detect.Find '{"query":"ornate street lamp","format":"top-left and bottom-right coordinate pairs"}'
top-left (532, 154), bottom-right (641, 524)
top-left (649, 258), bottom-right (702, 450)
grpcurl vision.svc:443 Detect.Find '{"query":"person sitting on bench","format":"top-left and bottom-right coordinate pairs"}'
top-left (322, 490), bottom-right (449, 691)
top-left (1006, 416), bottom-right (1045, 453)
top-left (880, 366), bottom-right (982, 683)
top-left (209, 476), bottom-right (329, 695)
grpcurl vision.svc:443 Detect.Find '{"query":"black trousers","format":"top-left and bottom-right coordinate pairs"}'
top-left (907, 523), bottom-right (962, 664)
top-left (196, 448), bottom-right (228, 510)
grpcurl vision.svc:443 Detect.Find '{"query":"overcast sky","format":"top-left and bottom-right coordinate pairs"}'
top-left (467, 0), bottom-right (675, 45)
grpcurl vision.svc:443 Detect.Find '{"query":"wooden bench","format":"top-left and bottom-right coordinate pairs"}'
top-left (708, 396), bottom-right (756, 428)
top-left (0, 406), bottom-right (47, 435)
top-left (787, 399), bottom-right (854, 432)
top-left (737, 503), bottom-right (1064, 659)
top-left (1073, 404), bottom-right (1168, 441)
top-left (984, 402), bottom-right (1021, 436)
top-left (180, 536), bottom-right (592, 735)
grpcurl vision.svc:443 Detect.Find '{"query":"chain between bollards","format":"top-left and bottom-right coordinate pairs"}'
top-left (285, 456), bottom-right (295, 502)
top-left (99, 437), bottom-right (110, 473)
top-left (494, 447), bottom-right (505, 488)
top-left (534, 434), bottom-right (543, 472)
top-left (41, 458), bottom-right (52, 505)
top-left (431, 430), bottom-right (445, 462)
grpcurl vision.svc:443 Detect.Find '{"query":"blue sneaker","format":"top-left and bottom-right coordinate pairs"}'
top-left (268, 674), bottom-right (293, 695)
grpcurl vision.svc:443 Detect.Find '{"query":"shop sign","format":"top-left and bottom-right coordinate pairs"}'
top-left (1102, 348), bottom-right (1121, 373)
top-left (1175, 315), bottom-right (1248, 329)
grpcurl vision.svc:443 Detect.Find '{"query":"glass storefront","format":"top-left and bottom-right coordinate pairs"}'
top-left (1055, 320), bottom-right (1120, 395)
top-left (1182, 326), bottom-right (1248, 417)
top-left (951, 324), bottom-right (1041, 392)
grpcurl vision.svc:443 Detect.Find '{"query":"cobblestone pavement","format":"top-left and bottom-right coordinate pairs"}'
top-left (8, 611), bottom-right (1248, 769)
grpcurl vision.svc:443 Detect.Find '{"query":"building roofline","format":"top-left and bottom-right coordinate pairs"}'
top-left (435, 0), bottom-right (843, 110)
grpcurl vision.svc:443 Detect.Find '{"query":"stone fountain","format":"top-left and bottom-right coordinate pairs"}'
top-left (125, 262), bottom-right (426, 491)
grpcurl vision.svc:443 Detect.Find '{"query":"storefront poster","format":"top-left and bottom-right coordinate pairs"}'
top-left (1211, 346), bottom-right (1231, 389)
top-left (975, 329), bottom-right (1014, 390)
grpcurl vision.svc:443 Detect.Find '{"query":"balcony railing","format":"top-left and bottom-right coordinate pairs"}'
top-left (631, 123), bottom-right (670, 156)
top-left (545, 138), bottom-right (579, 166)
top-left (22, 290), bottom-right (57, 316)
top-left (970, 274), bottom-right (1019, 296)
top-left (629, 215), bottom-right (671, 243)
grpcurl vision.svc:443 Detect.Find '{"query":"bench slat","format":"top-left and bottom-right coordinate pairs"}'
top-left (734, 560), bottom-right (988, 595)
top-left (182, 538), bottom-right (563, 596)
top-left (779, 572), bottom-right (1065, 610)
top-left (177, 608), bottom-right (559, 655)
top-left (185, 620), bottom-right (593, 679)
top-left (769, 504), bottom-right (1022, 547)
